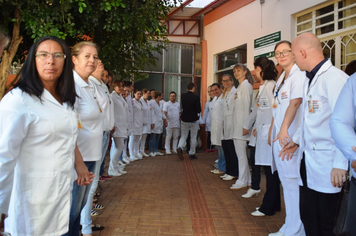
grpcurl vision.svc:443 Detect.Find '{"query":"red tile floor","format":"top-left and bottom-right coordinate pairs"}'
top-left (92, 151), bottom-right (285, 236)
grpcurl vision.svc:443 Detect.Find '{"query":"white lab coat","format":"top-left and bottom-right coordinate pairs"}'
top-left (200, 101), bottom-right (211, 131)
top-left (89, 76), bottom-right (114, 131)
top-left (210, 95), bottom-right (224, 146)
top-left (131, 98), bottom-right (143, 135)
top-left (243, 103), bottom-right (257, 147)
top-left (271, 64), bottom-right (305, 178)
top-left (232, 80), bottom-right (253, 141)
top-left (140, 97), bottom-right (152, 134)
top-left (298, 60), bottom-right (349, 193)
top-left (112, 91), bottom-right (130, 138)
top-left (151, 100), bottom-right (164, 134)
top-left (0, 88), bottom-right (78, 236)
top-left (254, 80), bottom-right (275, 166)
top-left (222, 86), bottom-right (236, 140)
top-left (74, 71), bottom-right (104, 162)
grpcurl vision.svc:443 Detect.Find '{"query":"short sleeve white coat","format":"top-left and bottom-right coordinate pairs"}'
top-left (271, 64), bottom-right (306, 177)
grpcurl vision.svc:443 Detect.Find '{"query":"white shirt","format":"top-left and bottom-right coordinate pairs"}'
top-left (74, 71), bottom-right (104, 162)
top-left (210, 95), bottom-right (224, 146)
top-left (298, 60), bottom-right (348, 193)
top-left (222, 86), bottom-right (236, 140)
top-left (131, 98), bottom-right (143, 135)
top-left (89, 76), bottom-right (114, 131)
top-left (254, 80), bottom-right (275, 165)
top-left (0, 88), bottom-right (78, 236)
top-left (232, 80), bottom-right (253, 141)
top-left (272, 64), bottom-right (305, 177)
top-left (151, 100), bottom-right (164, 134)
top-left (112, 91), bottom-right (130, 138)
top-left (140, 97), bottom-right (152, 134)
top-left (163, 101), bottom-right (180, 128)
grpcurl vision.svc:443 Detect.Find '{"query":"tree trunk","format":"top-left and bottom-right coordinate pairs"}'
top-left (0, 8), bottom-right (23, 99)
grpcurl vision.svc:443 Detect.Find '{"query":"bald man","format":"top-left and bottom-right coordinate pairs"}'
top-left (281, 32), bottom-right (348, 236)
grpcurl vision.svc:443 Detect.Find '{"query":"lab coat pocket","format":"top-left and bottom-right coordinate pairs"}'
top-left (26, 172), bottom-right (59, 205)
top-left (257, 124), bottom-right (270, 140)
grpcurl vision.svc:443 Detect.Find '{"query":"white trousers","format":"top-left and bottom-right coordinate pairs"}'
top-left (129, 134), bottom-right (142, 157)
top-left (109, 137), bottom-right (125, 173)
top-left (178, 121), bottom-right (199, 155)
top-left (233, 139), bottom-right (251, 186)
top-left (165, 128), bottom-right (179, 152)
top-left (279, 176), bottom-right (305, 236)
top-left (139, 133), bottom-right (148, 154)
top-left (122, 138), bottom-right (128, 158)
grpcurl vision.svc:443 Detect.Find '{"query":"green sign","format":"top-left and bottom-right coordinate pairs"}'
top-left (254, 31), bottom-right (281, 59)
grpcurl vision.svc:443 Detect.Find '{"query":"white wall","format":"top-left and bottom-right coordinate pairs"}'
top-left (204, 0), bottom-right (328, 85)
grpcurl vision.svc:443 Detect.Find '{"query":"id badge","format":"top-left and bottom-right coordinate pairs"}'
top-left (308, 95), bottom-right (313, 113)
top-left (272, 97), bottom-right (277, 109)
top-left (76, 112), bottom-right (83, 129)
top-left (256, 97), bottom-right (260, 107)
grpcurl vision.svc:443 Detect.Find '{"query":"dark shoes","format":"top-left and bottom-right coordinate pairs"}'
top-left (189, 155), bottom-right (198, 159)
top-left (177, 147), bottom-right (184, 160)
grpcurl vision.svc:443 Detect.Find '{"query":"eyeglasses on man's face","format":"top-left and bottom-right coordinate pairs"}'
top-left (35, 51), bottom-right (66, 61)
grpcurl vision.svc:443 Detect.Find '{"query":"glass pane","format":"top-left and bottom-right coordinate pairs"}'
top-left (297, 12), bottom-right (312, 23)
top-left (165, 44), bottom-right (180, 73)
top-left (144, 49), bottom-right (163, 72)
top-left (164, 75), bottom-right (179, 101)
top-left (297, 22), bottom-right (312, 32)
top-left (217, 44), bottom-right (247, 70)
top-left (338, 3), bottom-right (356, 30)
top-left (195, 45), bottom-right (202, 75)
top-left (135, 73), bottom-right (163, 93)
top-left (181, 45), bottom-right (193, 74)
top-left (321, 39), bottom-right (336, 65)
top-left (316, 23), bottom-right (335, 35)
top-left (316, 4), bottom-right (334, 17)
top-left (341, 34), bottom-right (356, 69)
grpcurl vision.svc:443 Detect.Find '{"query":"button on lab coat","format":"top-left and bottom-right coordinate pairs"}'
top-left (298, 60), bottom-right (349, 193)
top-left (0, 88), bottom-right (78, 236)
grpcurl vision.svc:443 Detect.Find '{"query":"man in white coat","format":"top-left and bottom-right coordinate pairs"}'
top-left (163, 91), bottom-right (180, 154)
top-left (281, 32), bottom-right (348, 236)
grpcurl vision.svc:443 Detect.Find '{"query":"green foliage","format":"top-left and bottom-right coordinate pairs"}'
top-left (0, 0), bottom-right (182, 80)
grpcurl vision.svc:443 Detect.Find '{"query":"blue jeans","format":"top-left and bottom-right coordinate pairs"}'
top-left (216, 145), bottom-right (226, 172)
top-left (63, 161), bottom-right (96, 236)
top-left (149, 133), bottom-right (161, 153)
top-left (99, 131), bottom-right (110, 176)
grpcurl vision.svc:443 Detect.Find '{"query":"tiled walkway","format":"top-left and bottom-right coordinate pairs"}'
top-left (92, 151), bottom-right (285, 236)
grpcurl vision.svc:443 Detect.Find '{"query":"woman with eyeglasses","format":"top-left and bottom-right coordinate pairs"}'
top-left (0, 36), bottom-right (88, 235)
top-left (220, 74), bottom-right (239, 181)
top-left (267, 41), bottom-right (306, 236)
top-left (64, 41), bottom-right (105, 236)
top-left (249, 57), bottom-right (280, 218)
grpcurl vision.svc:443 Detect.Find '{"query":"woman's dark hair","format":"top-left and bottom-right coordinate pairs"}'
top-left (142, 88), bottom-right (149, 94)
top-left (274, 40), bottom-right (292, 52)
top-left (134, 89), bottom-right (141, 94)
top-left (14, 35), bottom-right (77, 107)
top-left (345, 60), bottom-right (356, 76)
top-left (254, 57), bottom-right (277, 81)
top-left (154, 91), bottom-right (162, 99)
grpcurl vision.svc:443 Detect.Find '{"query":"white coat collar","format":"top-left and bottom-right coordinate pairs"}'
top-left (89, 75), bottom-right (104, 86)
top-left (41, 88), bottom-right (68, 109)
top-left (73, 70), bottom-right (91, 88)
top-left (309, 59), bottom-right (333, 88)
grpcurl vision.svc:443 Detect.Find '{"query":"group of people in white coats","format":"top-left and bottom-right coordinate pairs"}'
top-left (209, 32), bottom-right (354, 236)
